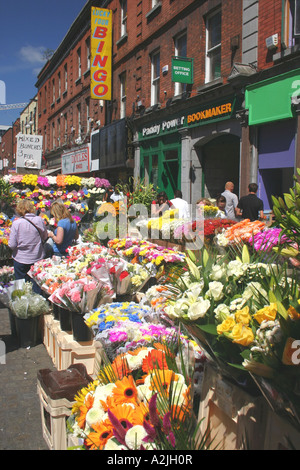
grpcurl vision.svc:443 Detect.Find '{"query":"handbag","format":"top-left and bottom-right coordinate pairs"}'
top-left (22, 217), bottom-right (53, 258)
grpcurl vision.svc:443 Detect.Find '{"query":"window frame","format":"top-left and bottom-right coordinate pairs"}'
top-left (174, 32), bottom-right (188, 96)
top-left (151, 50), bottom-right (160, 106)
top-left (205, 8), bottom-right (222, 84)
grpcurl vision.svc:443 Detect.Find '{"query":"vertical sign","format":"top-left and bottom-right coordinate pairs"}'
top-left (91, 7), bottom-right (112, 100)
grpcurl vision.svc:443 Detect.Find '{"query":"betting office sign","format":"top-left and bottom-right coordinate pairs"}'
top-left (171, 57), bottom-right (194, 84)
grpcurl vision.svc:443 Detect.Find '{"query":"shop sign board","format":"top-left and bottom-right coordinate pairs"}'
top-left (90, 7), bottom-right (113, 100)
top-left (139, 97), bottom-right (235, 140)
top-left (171, 57), bottom-right (194, 84)
top-left (62, 144), bottom-right (90, 175)
top-left (245, 68), bottom-right (300, 125)
top-left (16, 133), bottom-right (43, 169)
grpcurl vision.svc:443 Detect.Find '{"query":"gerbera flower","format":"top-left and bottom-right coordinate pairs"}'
top-left (112, 354), bottom-right (131, 379)
top-left (142, 349), bottom-right (168, 373)
top-left (85, 419), bottom-right (114, 450)
top-left (109, 403), bottom-right (137, 430)
top-left (148, 369), bottom-right (178, 395)
top-left (112, 375), bottom-right (138, 405)
top-left (77, 393), bottom-right (95, 429)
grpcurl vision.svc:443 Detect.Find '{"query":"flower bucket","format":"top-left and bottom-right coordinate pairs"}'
top-left (70, 312), bottom-right (92, 342)
top-left (15, 315), bottom-right (42, 348)
top-left (59, 307), bottom-right (72, 333)
top-left (8, 308), bottom-right (17, 339)
top-left (52, 303), bottom-right (60, 320)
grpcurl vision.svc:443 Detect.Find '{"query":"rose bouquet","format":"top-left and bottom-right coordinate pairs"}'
top-left (216, 219), bottom-right (266, 247)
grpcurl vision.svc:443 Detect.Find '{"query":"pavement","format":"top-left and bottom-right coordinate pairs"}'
top-left (0, 306), bottom-right (55, 450)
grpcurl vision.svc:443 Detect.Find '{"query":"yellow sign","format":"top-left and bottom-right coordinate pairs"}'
top-left (90, 7), bottom-right (112, 100)
top-left (187, 103), bottom-right (232, 124)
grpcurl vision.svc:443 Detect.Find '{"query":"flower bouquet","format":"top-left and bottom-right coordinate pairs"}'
top-left (215, 218), bottom-right (266, 247)
top-left (8, 280), bottom-right (50, 319)
top-left (67, 339), bottom-right (209, 450)
top-left (49, 278), bottom-right (114, 314)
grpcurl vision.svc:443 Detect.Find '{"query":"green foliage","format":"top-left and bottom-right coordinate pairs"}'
top-left (116, 177), bottom-right (157, 214)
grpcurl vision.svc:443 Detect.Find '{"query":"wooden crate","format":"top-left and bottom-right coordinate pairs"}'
top-left (264, 410), bottom-right (300, 450)
top-left (198, 362), bottom-right (268, 450)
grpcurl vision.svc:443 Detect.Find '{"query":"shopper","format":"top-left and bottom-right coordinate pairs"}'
top-left (110, 187), bottom-right (124, 202)
top-left (236, 183), bottom-right (265, 221)
top-left (170, 189), bottom-right (190, 219)
top-left (221, 181), bottom-right (239, 220)
top-left (47, 201), bottom-right (79, 257)
top-left (216, 194), bottom-right (228, 218)
top-left (151, 191), bottom-right (174, 217)
top-left (8, 199), bottom-right (48, 294)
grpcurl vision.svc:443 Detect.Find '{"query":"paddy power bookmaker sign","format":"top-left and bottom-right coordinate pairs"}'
top-left (90, 7), bottom-right (112, 101)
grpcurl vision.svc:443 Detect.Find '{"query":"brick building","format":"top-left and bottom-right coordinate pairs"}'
top-left (30, 0), bottom-right (300, 210)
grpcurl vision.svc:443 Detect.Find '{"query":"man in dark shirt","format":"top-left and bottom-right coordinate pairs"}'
top-left (236, 183), bottom-right (264, 221)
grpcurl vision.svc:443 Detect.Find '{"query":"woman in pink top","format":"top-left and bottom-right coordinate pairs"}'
top-left (8, 199), bottom-right (48, 294)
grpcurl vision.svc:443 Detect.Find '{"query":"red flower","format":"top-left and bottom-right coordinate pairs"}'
top-left (119, 271), bottom-right (129, 280)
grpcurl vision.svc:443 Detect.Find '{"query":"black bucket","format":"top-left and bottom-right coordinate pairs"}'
top-left (52, 303), bottom-right (60, 320)
top-left (15, 315), bottom-right (42, 348)
top-left (59, 307), bottom-right (72, 333)
top-left (71, 312), bottom-right (92, 342)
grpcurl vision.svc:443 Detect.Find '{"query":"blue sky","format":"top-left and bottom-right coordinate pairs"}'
top-left (0, 0), bottom-right (87, 126)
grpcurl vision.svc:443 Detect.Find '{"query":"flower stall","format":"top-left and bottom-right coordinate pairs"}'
top-left (3, 172), bottom-right (300, 450)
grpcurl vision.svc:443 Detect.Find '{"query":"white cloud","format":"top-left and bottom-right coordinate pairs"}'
top-left (18, 45), bottom-right (46, 65)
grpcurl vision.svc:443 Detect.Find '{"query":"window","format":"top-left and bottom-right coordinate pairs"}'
top-left (52, 79), bottom-right (55, 104)
top-left (64, 64), bottom-right (68, 92)
top-left (77, 48), bottom-right (81, 79)
top-left (64, 114), bottom-right (68, 144)
top-left (174, 32), bottom-right (187, 96)
top-left (283, 0), bottom-right (300, 48)
top-left (57, 118), bottom-right (61, 146)
top-left (77, 104), bottom-right (81, 136)
top-left (151, 51), bottom-right (160, 106)
top-left (86, 99), bottom-right (90, 133)
top-left (120, 72), bottom-right (126, 119)
top-left (121, 0), bottom-right (127, 37)
top-left (58, 72), bottom-right (61, 98)
top-left (205, 9), bottom-right (222, 83)
top-left (52, 122), bottom-right (55, 149)
top-left (152, 0), bottom-right (159, 6)
top-left (86, 38), bottom-right (90, 71)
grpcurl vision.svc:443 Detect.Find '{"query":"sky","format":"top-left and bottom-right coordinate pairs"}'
top-left (0, 0), bottom-right (88, 127)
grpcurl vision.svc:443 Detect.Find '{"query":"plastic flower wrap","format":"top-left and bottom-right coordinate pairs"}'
top-left (67, 339), bottom-right (202, 450)
top-left (216, 218), bottom-right (266, 246)
top-left (84, 301), bottom-right (154, 334)
top-left (49, 278), bottom-right (114, 314)
top-left (8, 280), bottom-right (50, 318)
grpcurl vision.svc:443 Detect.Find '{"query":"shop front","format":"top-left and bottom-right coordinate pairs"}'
top-left (245, 68), bottom-right (300, 211)
top-left (135, 94), bottom-right (242, 205)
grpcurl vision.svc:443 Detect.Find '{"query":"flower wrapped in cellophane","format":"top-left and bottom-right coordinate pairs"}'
top-left (49, 278), bottom-right (114, 314)
top-left (7, 280), bottom-right (50, 318)
top-left (67, 338), bottom-right (209, 450)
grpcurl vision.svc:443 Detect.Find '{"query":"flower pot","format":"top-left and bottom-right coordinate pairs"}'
top-left (15, 315), bottom-right (42, 348)
top-left (59, 307), bottom-right (72, 333)
top-left (70, 312), bottom-right (92, 342)
top-left (52, 303), bottom-right (60, 320)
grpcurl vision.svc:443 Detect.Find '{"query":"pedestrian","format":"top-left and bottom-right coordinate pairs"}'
top-left (216, 194), bottom-right (228, 218)
top-left (236, 183), bottom-right (265, 221)
top-left (170, 189), bottom-right (190, 219)
top-left (151, 191), bottom-right (174, 217)
top-left (110, 187), bottom-right (124, 202)
top-left (8, 199), bottom-right (48, 294)
top-left (47, 201), bottom-right (79, 257)
top-left (221, 181), bottom-right (239, 220)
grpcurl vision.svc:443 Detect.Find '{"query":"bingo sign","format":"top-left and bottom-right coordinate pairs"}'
top-left (62, 145), bottom-right (90, 175)
top-left (16, 134), bottom-right (43, 169)
top-left (90, 7), bottom-right (112, 100)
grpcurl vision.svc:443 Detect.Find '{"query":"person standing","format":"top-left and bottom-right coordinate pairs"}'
top-left (47, 201), bottom-right (79, 257)
top-left (8, 199), bottom-right (48, 294)
top-left (221, 181), bottom-right (239, 220)
top-left (170, 189), bottom-right (190, 219)
top-left (236, 183), bottom-right (264, 221)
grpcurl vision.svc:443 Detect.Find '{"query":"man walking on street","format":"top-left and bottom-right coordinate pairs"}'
top-left (236, 183), bottom-right (265, 221)
top-left (221, 181), bottom-right (238, 220)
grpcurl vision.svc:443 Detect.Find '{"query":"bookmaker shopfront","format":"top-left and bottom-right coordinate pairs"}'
top-left (134, 93), bottom-right (242, 206)
top-left (245, 68), bottom-right (300, 211)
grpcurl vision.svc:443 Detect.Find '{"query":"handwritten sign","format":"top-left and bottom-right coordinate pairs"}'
top-left (16, 134), bottom-right (43, 169)
top-left (90, 7), bottom-right (113, 100)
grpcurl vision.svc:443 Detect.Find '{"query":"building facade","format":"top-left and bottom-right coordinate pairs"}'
top-left (7, 0), bottom-right (300, 211)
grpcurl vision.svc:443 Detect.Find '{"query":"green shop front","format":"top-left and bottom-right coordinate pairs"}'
top-left (135, 94), bottom-right (241, 203)
top-left (245, 68), bottom-right (300, 211)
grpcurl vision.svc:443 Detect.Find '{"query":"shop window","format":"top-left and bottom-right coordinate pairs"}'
top-left (283, 0), bottom-right (300, 48)
top-left (174, 32), bottom-right (187, 96)
top-left (205, 9), bottom-right (222, 83)
top-left (151, 51), bottom-right (160, 106)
